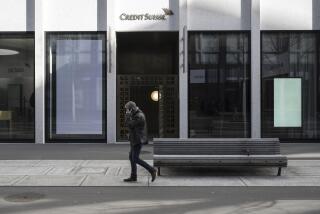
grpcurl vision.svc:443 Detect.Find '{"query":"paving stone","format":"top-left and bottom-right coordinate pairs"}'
top-left (150, 176), bottom-right (245, 186)
top-left (81, 175), bottom-right (148, 186)
top-left (76, 167), bottom-right (108, 175)
top-left (15, 175), bottom-right (86, 186)
top-left (36, 160), bottom-right (85, 166)
top-left (0, 167), bottom-right (50, 176)
top-left (137, 167), bottom-right (150, 176)
top-left (82, 160), bottom-right (125, 167)
top-left (241, 176), bottom-right (320, 186)
top-left (118, 167), bottom-right (131, 176)
top-left (105, 167), bottom-right (121, 176)
top-left (0, 176), bottom-right (24, 185)
top-left (287, 167), bottom-right (320, 176)
top-left (46, 167), bottom-right (76, 175)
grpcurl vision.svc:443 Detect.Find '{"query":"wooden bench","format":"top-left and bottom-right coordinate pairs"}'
top-left (153, 138), bottom-right (288, 176)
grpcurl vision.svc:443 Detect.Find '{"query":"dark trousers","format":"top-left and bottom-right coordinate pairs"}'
top-left (129, 143), bottom-right (154, 177)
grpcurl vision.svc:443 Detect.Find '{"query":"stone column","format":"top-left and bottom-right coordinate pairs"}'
top-left (107, 0), bottom-right (117, 143)
top-left (251, 0), bottom-right (261, 138)
top-left (34, 0), bottom-right (45, 144)
top-left (179, 0), bottom-right (188, 139)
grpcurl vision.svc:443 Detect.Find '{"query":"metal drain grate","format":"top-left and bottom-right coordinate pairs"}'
top-left (4, 192), bottom-right (45, 203)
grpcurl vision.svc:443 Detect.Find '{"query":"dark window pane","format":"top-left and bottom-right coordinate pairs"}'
top-left (0, 33), bottom-right (34, 141)
top-left (261, 32), bottom-right (320, 139)
top-left (188, 32), bottom-right (251, 138)
top-left (46, 33), bottom-right (106, 140)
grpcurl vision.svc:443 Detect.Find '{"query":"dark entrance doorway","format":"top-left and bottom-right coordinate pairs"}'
top-left (116, 32), bottom-right (179, 141)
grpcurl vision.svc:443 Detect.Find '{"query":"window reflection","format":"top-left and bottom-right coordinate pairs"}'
top-left (46, 33), bottom-right (106, 140)
top-left (0, 34), bottom-right (34, 141)
top-left (262, 32), bottom-right (320, 139)
top-left (188, 32), bottom-right (250, 138)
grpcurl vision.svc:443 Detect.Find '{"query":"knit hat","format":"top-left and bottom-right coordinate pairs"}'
top-left (124, 101), bottom-right (137, 110)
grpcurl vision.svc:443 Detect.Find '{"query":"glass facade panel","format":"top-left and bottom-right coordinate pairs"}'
top-left (0, 33), bottom-right (35, 141)
top-left (46, 33), bottom-right (106, 141)
top-left (262, 32), bottom-right (320, 139)
top-left (188, 32), bottom-right (251, 138)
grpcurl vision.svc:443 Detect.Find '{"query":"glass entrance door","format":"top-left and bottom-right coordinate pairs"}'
top-left (116, 32), bottom-right (179, 141)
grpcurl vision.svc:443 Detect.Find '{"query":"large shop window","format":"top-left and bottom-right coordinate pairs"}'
top-left (46, 33), bottom-right (106, 141)
top-left (0, 33), bottom-right (35, 141)
top-left (188, 32), bottom-right (251, 138)
top-left (262, 32), bottom-right (320, 140)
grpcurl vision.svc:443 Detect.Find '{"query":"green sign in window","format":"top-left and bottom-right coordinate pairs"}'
top-left (274, 78), bottom-right (301, 127)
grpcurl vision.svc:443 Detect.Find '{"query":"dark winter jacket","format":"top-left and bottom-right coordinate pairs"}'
top-left (125, 108), bottom-right (148, 146)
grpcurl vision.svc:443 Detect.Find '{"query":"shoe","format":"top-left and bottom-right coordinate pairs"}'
top-left (123, 177), bottom-right (137, 182)
top-left (151, 168), bottom-right (157, 182)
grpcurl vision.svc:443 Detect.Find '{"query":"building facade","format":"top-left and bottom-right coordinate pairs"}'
top-left (0, 0), bottom-right (319, 143)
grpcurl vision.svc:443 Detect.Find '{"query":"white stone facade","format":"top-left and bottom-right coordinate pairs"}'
top-left (0, 0), bottom-right (319, 143)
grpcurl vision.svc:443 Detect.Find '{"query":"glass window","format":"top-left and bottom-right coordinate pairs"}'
top-left (261, 32), bottom-right (320, 139)
top-left (0, 33), bottom-right (34, 141)
top-left (188, 32), bottom-right (251, 138)
top-left (46, 33), bottom-right (106, 141)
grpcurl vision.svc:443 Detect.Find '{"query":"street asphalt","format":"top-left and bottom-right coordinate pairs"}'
top-left (0, 187), bottom-right (320, 214)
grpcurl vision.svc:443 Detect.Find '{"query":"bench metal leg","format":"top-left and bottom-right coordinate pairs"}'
top-left (157, 167), bottom-right (161, 176)
top-left (277, 167), bottom-right (282, 176)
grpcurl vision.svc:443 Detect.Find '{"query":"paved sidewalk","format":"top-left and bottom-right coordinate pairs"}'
top-left (0, 160), bottom-right (319, 186)
top-left (0, 143), bottom-right (319, 187)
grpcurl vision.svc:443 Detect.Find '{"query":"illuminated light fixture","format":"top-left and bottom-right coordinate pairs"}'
top-left (151, 90), bottom-right (160, 102)
top-left (0, 49), bottom-right (19, 56)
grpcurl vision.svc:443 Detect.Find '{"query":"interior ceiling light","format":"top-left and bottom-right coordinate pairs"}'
top-left (0, 49), bottom-right (19, 56)
top-left (151, 90), bottom-right (160, 102)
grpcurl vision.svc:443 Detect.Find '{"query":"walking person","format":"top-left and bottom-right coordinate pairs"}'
top-left (123, 101), bottom-right (157, 182)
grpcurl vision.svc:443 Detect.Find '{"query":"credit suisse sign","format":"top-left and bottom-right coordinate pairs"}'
top-left (120, 8), bottom-right (174, 21)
